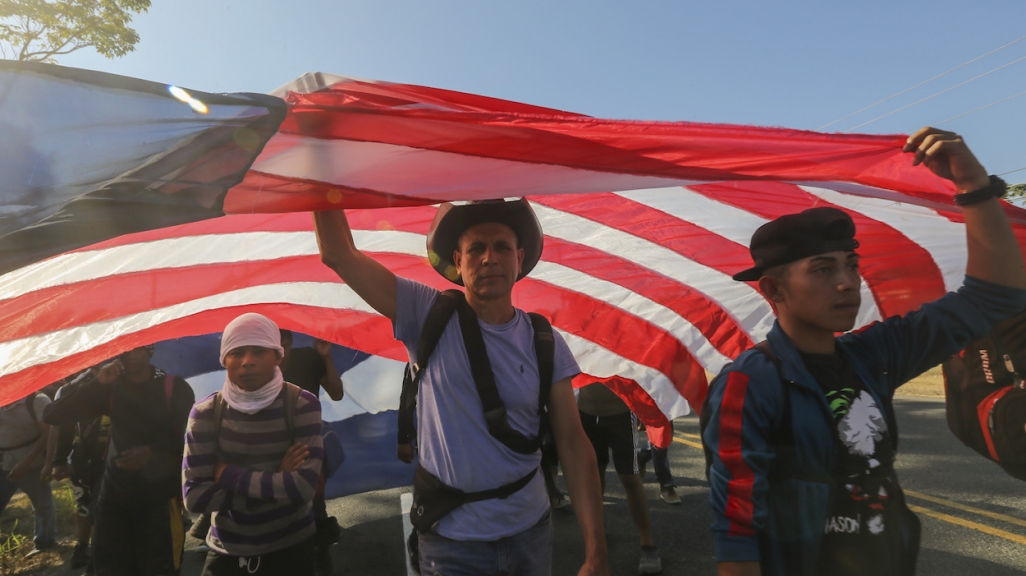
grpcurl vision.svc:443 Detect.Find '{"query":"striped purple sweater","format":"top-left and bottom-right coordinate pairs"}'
top-left (182, 386), bottom-right (323, 557)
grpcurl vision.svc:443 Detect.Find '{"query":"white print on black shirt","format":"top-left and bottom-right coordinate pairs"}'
top-left (838, 391), bottom-right (886, 465)
top-left (825, 515), bottom-right (862, 534)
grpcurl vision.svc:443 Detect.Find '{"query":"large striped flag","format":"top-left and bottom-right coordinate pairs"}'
top-left (3, 67), bottom-right (1025, 458)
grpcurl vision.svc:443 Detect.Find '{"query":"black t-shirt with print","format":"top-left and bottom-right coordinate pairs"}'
top-left (799, 350), bottom-right (904, 576)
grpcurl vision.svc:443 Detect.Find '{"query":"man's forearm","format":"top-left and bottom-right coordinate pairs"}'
top-left (320, 356), bottom-right (344, 401)
top-left (313, 211), bottom-right (398, 320)
top-left (558, 429), bottom-right (607, 567)
top-left (962, 197), bottom-right (1026, 289)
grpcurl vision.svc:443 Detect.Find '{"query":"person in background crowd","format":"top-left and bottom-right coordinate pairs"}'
top-left (637, 421), bottom-right (681, 505)
top-left (183, 313), bottom-right (323, 576)
top-left (279, 329), bottom-right (344, 576)
top-left (43, 346), bottom-right (194, 576)
top-left (577, 381), bottom-right (662, 574)
top-left (0, 391), bottom-right (57, 556)
top-left (703, 128), bottom-right (1026, 576)
top-left (46, 369), bottom-right (111, 573)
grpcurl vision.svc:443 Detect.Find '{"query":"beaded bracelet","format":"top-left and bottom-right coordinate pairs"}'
top-left (954, 175), bottom-right (1007, 206)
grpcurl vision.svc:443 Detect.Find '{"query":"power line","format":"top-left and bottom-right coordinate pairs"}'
top-left (816, 35), bottom-right (1026, 131)
top-left (844, 54), bottom-right (1026, 132)
top-left (934, 89), bottom-right (1026, 125)
top-left (820, 35), bottom-right (1026, 130)
top-left (1000, 166), bottom-right (1026, 177)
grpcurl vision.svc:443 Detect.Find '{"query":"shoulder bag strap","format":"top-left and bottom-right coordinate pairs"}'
top-left (399, 290), bottom-right (462, 443)
top-left (212, 392), bottom-right (227, 457)
top-left (454, 296), bottom-right (540, 455)
top-left (528, 313), bottom-right (555, 433)
top-left (284, 383), bottom-right (301, 445)
top-left (163, 373), bottom-right (180, 438)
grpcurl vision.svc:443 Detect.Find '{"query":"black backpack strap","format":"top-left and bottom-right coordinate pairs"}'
top-left (397, 364), bottom-right (417, 445)
top-left (25, 394), bottom-right (38, 425)
top-left (464, 468), bottom-right (538, 502)
top-left (751, 342), bottom-right (794, 450)
top-left (454, 296), bottom-right (540, 455)
top-left (283, 383), bottom-right (301, 445)
top-left (412, 289), bottom-right (463, 382)
top-left (212, 392), bottom-right (227, 456)
top-left (528, 313), bottom-right (555, 432)
top-left (398, 290), bottom-right (463, 446)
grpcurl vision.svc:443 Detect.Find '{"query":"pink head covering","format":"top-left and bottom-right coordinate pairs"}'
top-left (219, 313), bottom-right (284, 367)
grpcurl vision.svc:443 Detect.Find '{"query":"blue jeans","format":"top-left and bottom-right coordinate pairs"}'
top-left (418, 512), bottom-right (552, 576)
top-left (0, 467), bottom-right (57, 548)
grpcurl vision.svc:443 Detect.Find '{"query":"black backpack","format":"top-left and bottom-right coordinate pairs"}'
top-left (942, 308), bottom-right (1026, 481)
top-left (397, 289), bottom-right (555, 454)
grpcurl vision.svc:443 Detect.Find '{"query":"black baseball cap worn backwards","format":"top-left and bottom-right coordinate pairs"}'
top-left (426, 198), bottom-right (543, 286)
top-left (732, 207), bottom-right (859, 282)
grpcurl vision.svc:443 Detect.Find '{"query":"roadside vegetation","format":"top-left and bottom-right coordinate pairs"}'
top-left (0, 480), bottom-right (77, 575)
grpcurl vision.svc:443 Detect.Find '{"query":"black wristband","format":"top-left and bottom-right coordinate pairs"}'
top-left (953, 175), bottom-right (1007, 206)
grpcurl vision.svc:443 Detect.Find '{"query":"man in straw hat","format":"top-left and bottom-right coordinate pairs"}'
top-left (703, 129), bottom-right (1026, 576)
top-left (315, 199), bottom-right (608, 575)
top-left (182, 313), bottom-right (323, 575)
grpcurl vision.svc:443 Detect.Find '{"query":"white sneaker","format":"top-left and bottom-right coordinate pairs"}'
top-left (639, 546), bottom-right (662, 574)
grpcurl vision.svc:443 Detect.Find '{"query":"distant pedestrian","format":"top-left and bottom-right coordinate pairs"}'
top-left (43, 346), bottom-right (194, 576)
top-left (0, 392), bottom-right (57, 555)
top-left (577, 381), bottom-right (662, 574)
top-left (46, 371), bottom-right (111, 572)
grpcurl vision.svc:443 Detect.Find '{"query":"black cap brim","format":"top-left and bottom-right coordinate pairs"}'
top-left (732, 267), bottom-right (762, 282)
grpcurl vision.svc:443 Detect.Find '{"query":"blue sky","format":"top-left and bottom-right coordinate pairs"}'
top-left (60, 0), bottom-right (1026, 182)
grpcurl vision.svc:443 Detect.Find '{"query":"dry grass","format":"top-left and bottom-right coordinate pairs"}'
top-left (0, 480), bottom-right (79, 575)
top-left (897, 365), bottom-right (945, 397)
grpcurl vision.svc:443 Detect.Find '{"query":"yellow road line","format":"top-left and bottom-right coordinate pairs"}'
top-left (904, 489), bottom-right (1026, 529)
top-left (673, 436), bottom-right (703, 450)
top-left (908, 504), bottom-right (1026, 546)
top-left (671, 430), bottom-right (1026, 543)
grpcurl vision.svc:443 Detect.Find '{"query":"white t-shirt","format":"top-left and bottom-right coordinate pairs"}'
top-left (394, 278), bottom-right (580, 540)
top-left (0, 394), bottom-right (50, 471)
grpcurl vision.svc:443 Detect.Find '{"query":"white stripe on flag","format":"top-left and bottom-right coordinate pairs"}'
top-left (531, 261), bottom-right (732, 371)
top-left (0, 282), bottom-right (375, 377)
top-left (799, 184), bottom-right (967, 292)
top-left (533, 203), bottom-right (777, 341)
top-left (561, 330), bottom-right (691, 419)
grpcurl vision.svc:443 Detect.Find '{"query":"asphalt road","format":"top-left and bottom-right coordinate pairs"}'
top-left (177, 396), bottom-right (1026, 575)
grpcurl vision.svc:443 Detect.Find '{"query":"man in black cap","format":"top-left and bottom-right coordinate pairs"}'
top-left (703, 127), bottom-right (1026, 576)
top-left (314, 200), bottom-right (608, 575)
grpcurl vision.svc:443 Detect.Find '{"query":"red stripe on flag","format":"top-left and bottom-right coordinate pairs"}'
top-left (225, 170), bottom-right (435, 213)
top-left (542, 235), bottom-right (754, 362)
top-left (690, 181), bottom-right (948, 317)
top-left (512, 275), bottom-right (707, 410)
top-left (0, 304), bottom-right (406, 407)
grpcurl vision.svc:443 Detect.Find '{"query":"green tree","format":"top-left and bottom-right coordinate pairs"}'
top-left (1009, 182), bottom-right (1026, 200)
top-left (0, 0), bottom-right (150, 63)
